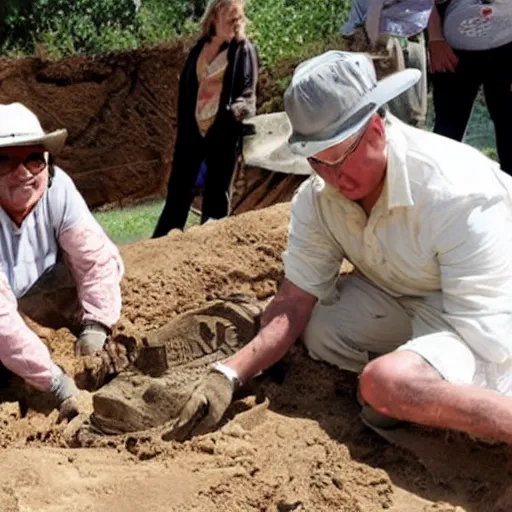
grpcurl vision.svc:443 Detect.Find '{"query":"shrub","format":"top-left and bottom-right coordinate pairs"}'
top-left (0, 0), bottom-right (352, 64)
top-left (246, 0), bottom-right (351, 66)
top-left (0, 0), bottom-right (139, 56)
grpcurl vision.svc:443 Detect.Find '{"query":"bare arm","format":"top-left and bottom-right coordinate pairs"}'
top-left (427, 2), bottom-right (458, 72)
top-left (427, 2), bottom-right (444, 42)
top-left (224, 279), bottom-right (318, 383)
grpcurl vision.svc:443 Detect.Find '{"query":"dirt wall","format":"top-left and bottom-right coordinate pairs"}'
top-left (0, 43), bottom-right (190, 208)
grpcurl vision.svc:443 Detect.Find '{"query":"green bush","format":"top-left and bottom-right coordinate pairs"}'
top-left (136, 0), bottom-right (198, 46)
top-left (0, 0), bottom-right (139, 56)
top-left (246, 0), bottom-right (351, 65)
top-left (0, 0), bottom-right (351, 64)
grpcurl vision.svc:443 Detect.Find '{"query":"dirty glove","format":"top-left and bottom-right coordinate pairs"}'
top-left (50, 363), bottom-right (80, 423)
top-left (75, 321), bottom-right (109, 356)
top-left (162, 363), bottom-right (239, 442)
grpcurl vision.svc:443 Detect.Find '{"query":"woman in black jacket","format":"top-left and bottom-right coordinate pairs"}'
top-left (153, 0), bottom-right (258, 237)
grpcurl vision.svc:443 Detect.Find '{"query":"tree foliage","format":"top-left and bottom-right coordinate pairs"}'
top-left (0, 0), bottom-right (351, 64)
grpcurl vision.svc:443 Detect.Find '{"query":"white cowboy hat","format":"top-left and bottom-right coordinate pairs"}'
top-left (284, 50), bottom-right (421, 157)
top-left (0, 103), bottom-right (68, 154)
top-left (242, 112), bottom-right (312, 176)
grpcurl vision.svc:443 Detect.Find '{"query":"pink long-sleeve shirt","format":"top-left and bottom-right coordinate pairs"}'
top-left (0, 168), bottom-right (123, 391)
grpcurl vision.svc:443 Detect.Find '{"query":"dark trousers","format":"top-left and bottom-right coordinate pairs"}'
top-left (431, 41), bottom-right (512, 175)
top-left (153, 123), bottom-right (241, 237)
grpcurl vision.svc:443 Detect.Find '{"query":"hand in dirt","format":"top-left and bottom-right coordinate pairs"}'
top-left (162, 370), bottom-right (234, 442)
top-left (75, 321), bottom-right (109, 356)
top-left (428, 40), bottom-right (459, 73)
top-left (51, 366), bottom-right (79, 423)
top-left (57, 396), bottom-right (80, 424)
top-left (80, 335), bottom-right (140, 391)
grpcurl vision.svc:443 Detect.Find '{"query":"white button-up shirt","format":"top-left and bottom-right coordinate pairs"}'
top-left (284, 115), bottom-right (512, 364)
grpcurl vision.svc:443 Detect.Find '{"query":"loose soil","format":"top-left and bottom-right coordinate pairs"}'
top-left (1, 204), bottom-right (511, 512)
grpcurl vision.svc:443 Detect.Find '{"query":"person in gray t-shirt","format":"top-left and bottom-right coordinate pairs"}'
top-left (428, 0), bottom-right (512, 175)
top-left (0, 103), bottom-right (124, 421)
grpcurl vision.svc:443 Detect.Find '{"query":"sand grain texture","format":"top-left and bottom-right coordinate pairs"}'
top-left (0, 205), bottom-right (511, 512)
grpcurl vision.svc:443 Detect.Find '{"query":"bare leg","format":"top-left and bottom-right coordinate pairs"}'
top-left (359, 351), bottom-right (512, 443)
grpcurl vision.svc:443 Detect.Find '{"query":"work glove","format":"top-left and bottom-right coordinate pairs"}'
top-left (75, 321), bottom-right (109, 356)
top-left (50, 363), bottom-right (80, 423)
top-left (80, 332), bottom-right (143, 391)
top-left (162, 366), bottom-right (237, 442)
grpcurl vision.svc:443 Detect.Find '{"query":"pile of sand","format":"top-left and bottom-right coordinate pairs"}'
top-left (0, 204), bottom-right (511, 512)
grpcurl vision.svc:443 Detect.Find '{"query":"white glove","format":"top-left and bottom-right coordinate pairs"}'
top-left (75, 321), bottom-right (109, 356)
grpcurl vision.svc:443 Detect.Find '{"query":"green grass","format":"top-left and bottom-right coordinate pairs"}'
top-left (93, 200), bottom-right (199, 244)
top-left (463, 102), bottom-right (496, 159)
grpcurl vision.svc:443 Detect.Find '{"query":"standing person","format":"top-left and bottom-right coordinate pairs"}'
top-left (152, 0), bottom-right (258, 237)
top-left (340, 0), bottom-right (432, 127)
top-left (428, 0), bottom-right (512, 174)
top-left (167, 51), bottom-right (512, 446)
top-left (0, 103), bottom-right (124, 420)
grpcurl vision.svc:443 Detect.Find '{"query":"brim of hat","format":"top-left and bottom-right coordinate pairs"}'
top-left (288, 68), bottom-right (421, 157)
top-left (0, 129), bottom-right (68, 155)
top-left (242, 113), bottom-right (313, 175)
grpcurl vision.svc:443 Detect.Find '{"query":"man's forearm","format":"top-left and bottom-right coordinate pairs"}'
top-left (224, 295), bottom-right (314, 384)
top-left (0, 273), bottom-right (54, 391)
top-left (427, 3), bottom-right (444, 41)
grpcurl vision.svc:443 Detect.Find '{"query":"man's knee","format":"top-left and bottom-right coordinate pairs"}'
top-left (359, 351), bottom-right (442, 416)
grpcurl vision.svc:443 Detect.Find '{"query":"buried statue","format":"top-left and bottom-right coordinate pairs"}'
top-left (72, 294), bottom-right (269, 445)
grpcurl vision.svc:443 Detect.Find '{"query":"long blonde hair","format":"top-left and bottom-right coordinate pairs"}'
top-left (200, 0), bottom-right (247, 41)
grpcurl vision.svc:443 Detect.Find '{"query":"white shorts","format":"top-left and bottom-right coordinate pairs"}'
top-left (303, 275), bottom-right (512, 395)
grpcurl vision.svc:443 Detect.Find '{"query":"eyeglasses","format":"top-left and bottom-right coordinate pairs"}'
top-left (0, 151), bottom-right (47, 177)
top-left (307, 124), bottom-right (368, 176)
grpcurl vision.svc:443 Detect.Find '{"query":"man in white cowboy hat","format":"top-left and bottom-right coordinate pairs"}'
top-left (0, 103), bottom-right (124, 420)
top-left (167, 50), bottom-right (512, 444)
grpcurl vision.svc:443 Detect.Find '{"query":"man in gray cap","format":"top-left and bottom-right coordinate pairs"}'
top-left (168, 51), bottom-right (512, 444)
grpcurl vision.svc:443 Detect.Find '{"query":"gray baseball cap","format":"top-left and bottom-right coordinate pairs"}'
top-left (284, 51), bottom-right (421, 157)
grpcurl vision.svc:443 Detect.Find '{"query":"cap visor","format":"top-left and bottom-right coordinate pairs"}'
top-left (288, 68), bottom-right (421, 158)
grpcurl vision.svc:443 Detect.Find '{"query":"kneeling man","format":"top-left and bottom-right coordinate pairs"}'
top-left (172, 51), bottom-right (512, 443)
top-left (0, 103), bottom-right (123, 419)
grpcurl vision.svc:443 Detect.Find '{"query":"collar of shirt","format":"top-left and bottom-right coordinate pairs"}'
top-left (386, 117), bottom-right (415, 210)
top-left (0, 187), bottom-right (49, 235)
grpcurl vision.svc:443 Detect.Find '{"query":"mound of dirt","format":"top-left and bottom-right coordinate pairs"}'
top-left (1, 204), bottom-right (512, 512)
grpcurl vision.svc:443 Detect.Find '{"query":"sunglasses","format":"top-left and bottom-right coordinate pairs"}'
top-left (0, 150), bottom-right (47, 177)
top-left (307, 124), bottom-right (368, 176)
